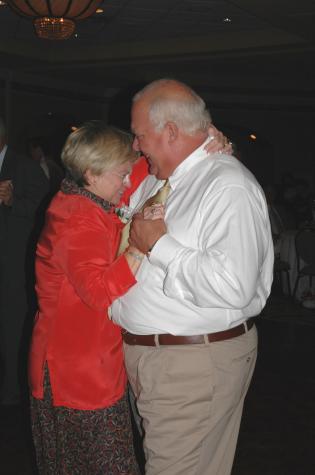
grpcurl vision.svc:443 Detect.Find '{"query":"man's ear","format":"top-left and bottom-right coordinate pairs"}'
top-left (165, 121), bottom-right (178, 144)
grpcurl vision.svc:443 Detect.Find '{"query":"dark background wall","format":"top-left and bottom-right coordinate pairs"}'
top-left (1, 82), bottom-right (314, 191)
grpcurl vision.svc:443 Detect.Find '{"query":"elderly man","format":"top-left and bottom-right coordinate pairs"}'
top-left (112, 79), bottom-right (274, 475)
top-left (0, 117), bottom-right (48, 405)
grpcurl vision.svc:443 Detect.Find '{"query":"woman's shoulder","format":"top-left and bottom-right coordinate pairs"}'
top-left (48, 192), bottom-right (114, 224)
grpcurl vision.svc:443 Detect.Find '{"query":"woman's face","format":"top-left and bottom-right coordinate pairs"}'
top-left (85, 162), bottom-right (132, 205)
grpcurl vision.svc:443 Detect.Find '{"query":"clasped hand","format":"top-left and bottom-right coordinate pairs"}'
top-left (0, 180), bottom-right (13, 206)
top-left (129, 205), bottom-right (167, 254)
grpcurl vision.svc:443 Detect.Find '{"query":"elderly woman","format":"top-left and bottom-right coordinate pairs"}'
top-left (28, 121), bottom-right (143, 474)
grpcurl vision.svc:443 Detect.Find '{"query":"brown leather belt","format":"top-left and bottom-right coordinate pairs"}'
top-left (122, 319), bottom-right (254, 346)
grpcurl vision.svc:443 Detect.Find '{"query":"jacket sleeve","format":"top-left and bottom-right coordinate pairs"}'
top-left (56, 207), bottom-right (137, 311)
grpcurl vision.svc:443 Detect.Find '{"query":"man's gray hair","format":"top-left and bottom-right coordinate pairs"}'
top-left (0, 117), bottom-right (6, 139)
top-left (133, 79), bottom-right (212, 135)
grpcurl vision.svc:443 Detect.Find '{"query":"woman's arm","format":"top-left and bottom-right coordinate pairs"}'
top-left (55, 208), bottom-right (139, 311)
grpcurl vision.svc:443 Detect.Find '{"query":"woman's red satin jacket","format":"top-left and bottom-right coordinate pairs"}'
top-left (28, 158), bottom-right (148, 410)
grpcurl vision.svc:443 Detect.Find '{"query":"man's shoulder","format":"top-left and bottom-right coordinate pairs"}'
top-left (5, 147), bottom-right (26, 161)
top-left (6, 147), bottom-right (38, 170)
top-left (203, 154), bottom-right (260, 192)
top-left (6, 148), bottom-right (49, 196)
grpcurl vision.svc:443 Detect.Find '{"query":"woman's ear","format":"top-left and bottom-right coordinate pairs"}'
top-left (84, 169), bottom-right (94, 186)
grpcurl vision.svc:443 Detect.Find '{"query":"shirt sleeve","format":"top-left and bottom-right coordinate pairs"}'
top-left (149, 186), bottom-right (272, 309)
top-left (56, 208), bottom-right (137, 311)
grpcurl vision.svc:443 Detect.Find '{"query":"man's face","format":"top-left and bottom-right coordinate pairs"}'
top-left (131, 99), bottom-right (170, 180)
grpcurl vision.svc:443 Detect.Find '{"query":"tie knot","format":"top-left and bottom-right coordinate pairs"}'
top-left (163, 179), bottom-right (170, 189)
top-left (153, 180), bottom-right (171, 205)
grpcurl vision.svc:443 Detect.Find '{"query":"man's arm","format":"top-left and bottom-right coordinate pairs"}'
top-left (130, 186), bottom-right (273, 309)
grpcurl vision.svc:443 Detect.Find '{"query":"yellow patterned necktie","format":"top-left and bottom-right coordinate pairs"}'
top-left (117, 179), bottom-right (171, 255)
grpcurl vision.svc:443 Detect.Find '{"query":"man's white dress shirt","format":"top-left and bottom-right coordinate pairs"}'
top-left (112, 141), bottom-right (274, 335)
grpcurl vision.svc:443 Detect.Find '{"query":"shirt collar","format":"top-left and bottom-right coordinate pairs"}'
top-left (0, 144), bottom-right (8, 173)
top-left (168, 137), bottom-right (213, 190)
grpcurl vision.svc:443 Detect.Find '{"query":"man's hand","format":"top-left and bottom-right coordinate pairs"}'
top-left (129, 212), bottom-right (167, 254)
top-left (143, 204), bottom-right (165, 220)
top-left (0, 180), bottom-right (13, 206)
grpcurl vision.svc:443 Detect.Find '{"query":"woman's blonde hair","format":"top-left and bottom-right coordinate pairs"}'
top-left (61, 121), bottom-right (135, 185)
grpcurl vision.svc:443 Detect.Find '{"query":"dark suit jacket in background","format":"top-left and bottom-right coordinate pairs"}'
top-left (0, 146), bottom-right (49, 402)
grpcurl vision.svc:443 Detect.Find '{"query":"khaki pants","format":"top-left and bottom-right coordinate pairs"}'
top-left (124, 325), bottom-right (257, 475)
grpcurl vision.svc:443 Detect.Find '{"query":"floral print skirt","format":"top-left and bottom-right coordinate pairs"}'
top-left (30, 367), bottom-right (140, 474)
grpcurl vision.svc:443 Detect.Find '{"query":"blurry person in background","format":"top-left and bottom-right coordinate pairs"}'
top-left (264, 183), bottom-right (286, 253)
top-left (28, 136), bottom-right (64, 198)
top-left (0, 116), bottom-right (48, 406)
top-left (293, 178), bottom-right (313, 227)
top-left (26, 136), bottom-right (65, 316)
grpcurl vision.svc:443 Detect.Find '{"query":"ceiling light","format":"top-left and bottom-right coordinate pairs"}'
top-left (223, 17), bottom-right (232, 23)
top-left (250, 134), bottom-right (257, 140)
top-left (6, 0), bottom-right (103, 40)
top-left (0, 1), bottom-right (7, 6)
top-left (96, 8), bottom-right (104, 14)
